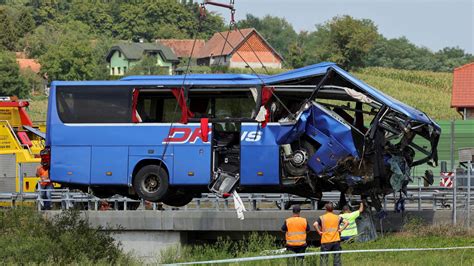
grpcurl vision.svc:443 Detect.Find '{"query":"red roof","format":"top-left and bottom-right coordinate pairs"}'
top-left (197, 28), bottom-right (282, 60)
top-left (158, 39), bottom-right (205, 58)
top-left (452, 62), bottom-right (474, 108)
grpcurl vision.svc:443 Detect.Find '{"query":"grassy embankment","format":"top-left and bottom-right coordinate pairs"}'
top-left (0, 208), bottom-right (135, 264)
top-left (160, 219), bottom-right (474, 265)
top-left (2, 207), bottom-right (472, 265)
top-left (26, 67), bottom-right (454, 122)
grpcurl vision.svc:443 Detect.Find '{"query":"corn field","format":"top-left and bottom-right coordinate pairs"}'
top-left (354, 67), bottom-right (456, 120)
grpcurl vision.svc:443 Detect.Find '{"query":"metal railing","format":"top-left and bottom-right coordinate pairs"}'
top-left (1, 187), bottom-right (472, 212)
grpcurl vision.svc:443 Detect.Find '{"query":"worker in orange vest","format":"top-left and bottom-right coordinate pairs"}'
top-left (281, 205), bottom-right (310, 259)
top-left (314, 202), bottom-right (349, 266)
top-left (36, 153), bottom-right (53, 210)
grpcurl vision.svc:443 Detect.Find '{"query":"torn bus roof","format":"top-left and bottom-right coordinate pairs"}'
top-left (120, 62), bottom-right (435, 125)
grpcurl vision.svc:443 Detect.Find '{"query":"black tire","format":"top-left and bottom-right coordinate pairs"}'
top-left (133, 165), bottom-right (169, 202)
top-left (162, 190), bottom-right (194, 207)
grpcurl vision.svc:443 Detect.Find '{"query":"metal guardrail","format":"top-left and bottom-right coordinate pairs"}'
top-left (1, 188), bottom-right (473, 212)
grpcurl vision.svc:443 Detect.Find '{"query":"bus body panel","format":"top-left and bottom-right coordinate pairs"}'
top-left (240, 145), bottom-right (279, 185)
top-left (240, 124), bottom-right (280, 185)
top-left (91, 146), bottom-right (129, 185)
top-left (50, 146), bottom-right (91, 184)
top-left (172, 145), bottom-right (210, 185)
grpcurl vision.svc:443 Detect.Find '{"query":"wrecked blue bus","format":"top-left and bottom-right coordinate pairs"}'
top-left (43, 62), bottom-right (440, 208)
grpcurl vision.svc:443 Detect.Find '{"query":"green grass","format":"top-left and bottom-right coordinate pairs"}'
top-left (159, 223), bottom-right (474, 265)
top-left (26, 94), bottom-right (48, 123)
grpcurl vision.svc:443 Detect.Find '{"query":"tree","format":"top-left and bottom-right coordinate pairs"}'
top-left (114, 0), bottom-right (197, 41)
top-left (16, 7), bottom-right (35, 39)
top-left (0, 51), bottom-right (28, 97)
top-left (38, 21), bottom-right (107, 81)
top-left (182, 0), bottom-right (225, 39)
top-left (363, 37), bottom-right (474, 72)
top-left (305, 15), bottom-right (378, 70)
top-left (0, 7), bottom-right (18, 50)
top-left (69, 0), bottom-right (114, 36)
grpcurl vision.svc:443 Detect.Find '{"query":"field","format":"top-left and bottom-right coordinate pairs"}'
top-left (159, 222), bottom-right (474, 265)
top-left (26, 67), bottom-right (455, 122)
top-left (353, 67), bottom-right (457, 120)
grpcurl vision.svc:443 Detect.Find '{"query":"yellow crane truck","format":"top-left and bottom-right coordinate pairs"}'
top-left (0, 97), bottom-right (45, 194)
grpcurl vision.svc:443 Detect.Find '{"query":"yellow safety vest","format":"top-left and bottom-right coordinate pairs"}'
top-left (340, 211), bottom-right (360, 237)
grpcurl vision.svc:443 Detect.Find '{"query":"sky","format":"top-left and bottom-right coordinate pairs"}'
top-left (206, 0), bottom-right (474, 54)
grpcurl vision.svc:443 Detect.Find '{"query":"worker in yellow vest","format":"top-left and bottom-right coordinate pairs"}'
top-left (281, 205), bottom-right (310, 258)
top-left (340, 202), bottom-right (364, 242)
top-left (314, 202), bottom-right (349, 266)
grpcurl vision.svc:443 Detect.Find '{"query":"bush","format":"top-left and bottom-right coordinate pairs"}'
top-left (0, 208), bottom-right (133, 264)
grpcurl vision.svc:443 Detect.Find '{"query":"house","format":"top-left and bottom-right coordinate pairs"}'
top-left (196, 28), bottom-right (283, 69)
top-left (158, 39), bottom-right (206, 59)
top-left (451, 62), bottom-right (474, 119)
top-left (105, 42), bottom-right (179, 76)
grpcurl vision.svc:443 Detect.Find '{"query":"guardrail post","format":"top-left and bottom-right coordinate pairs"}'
top-left (311, 199), bottom-right (316, 210)
top-left (37, 184), bottom-right (42, 211)
top-left (418, 177), bottom-right (421, 211)
top-left (450, 120), bottom-right (455, 171)
top-left (453, 169), bottom-right (457, 225)
top-left (467, 161), bottom-right (471, 228)
top-left (251, 194), bottom-right (257, 211)
top-left (224, 198), bottom-right (229, 209)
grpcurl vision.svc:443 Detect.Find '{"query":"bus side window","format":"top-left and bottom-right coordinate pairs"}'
top-left (136, 91), bottom-right (180, 123)
top-left (189, 90), bottom-right (256, 119)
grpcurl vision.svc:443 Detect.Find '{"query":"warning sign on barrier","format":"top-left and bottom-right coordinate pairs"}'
top-left (440, 172), bottom-right (454, 188)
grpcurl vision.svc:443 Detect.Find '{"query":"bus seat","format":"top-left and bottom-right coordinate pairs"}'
top-left (17, 131), bottom-right (33, 147)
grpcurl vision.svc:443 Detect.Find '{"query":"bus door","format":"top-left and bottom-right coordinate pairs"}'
top-left (171, 124), bottom-right (211, 185)
top-left (210, 121), bottom-right (241, 194)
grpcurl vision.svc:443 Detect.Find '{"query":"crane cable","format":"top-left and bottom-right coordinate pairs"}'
top-left (159, 3), bottom-right (206, 165)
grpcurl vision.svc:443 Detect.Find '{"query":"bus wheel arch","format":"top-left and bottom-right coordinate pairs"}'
top-left (132, 159), bottom-right (170, 202)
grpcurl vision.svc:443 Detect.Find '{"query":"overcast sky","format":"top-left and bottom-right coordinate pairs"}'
top-left (206, 0), bottom-right (474, 53)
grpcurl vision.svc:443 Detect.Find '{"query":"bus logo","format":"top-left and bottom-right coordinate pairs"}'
top-left (163, 128), bottom-right (262, 144)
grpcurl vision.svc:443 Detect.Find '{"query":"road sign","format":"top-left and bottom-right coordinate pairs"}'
top-left (440, 172), bottom-right (454, 188)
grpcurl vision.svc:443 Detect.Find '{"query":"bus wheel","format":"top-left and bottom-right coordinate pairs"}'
top-left (162, 191), bottom-right (194, 207)
top-left (133, 165), bottom-right (169, 202)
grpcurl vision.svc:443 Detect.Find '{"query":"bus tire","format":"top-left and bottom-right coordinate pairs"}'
top-left (133, 165), bottom-right (169, 202)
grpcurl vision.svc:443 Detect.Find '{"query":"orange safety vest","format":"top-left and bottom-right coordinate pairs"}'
top-left (36, 166), bottom-right (51, 186)
top-left (285, 216), bottom-right (308, 246)
top-left (320, 212), bottom-right (341, 244)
